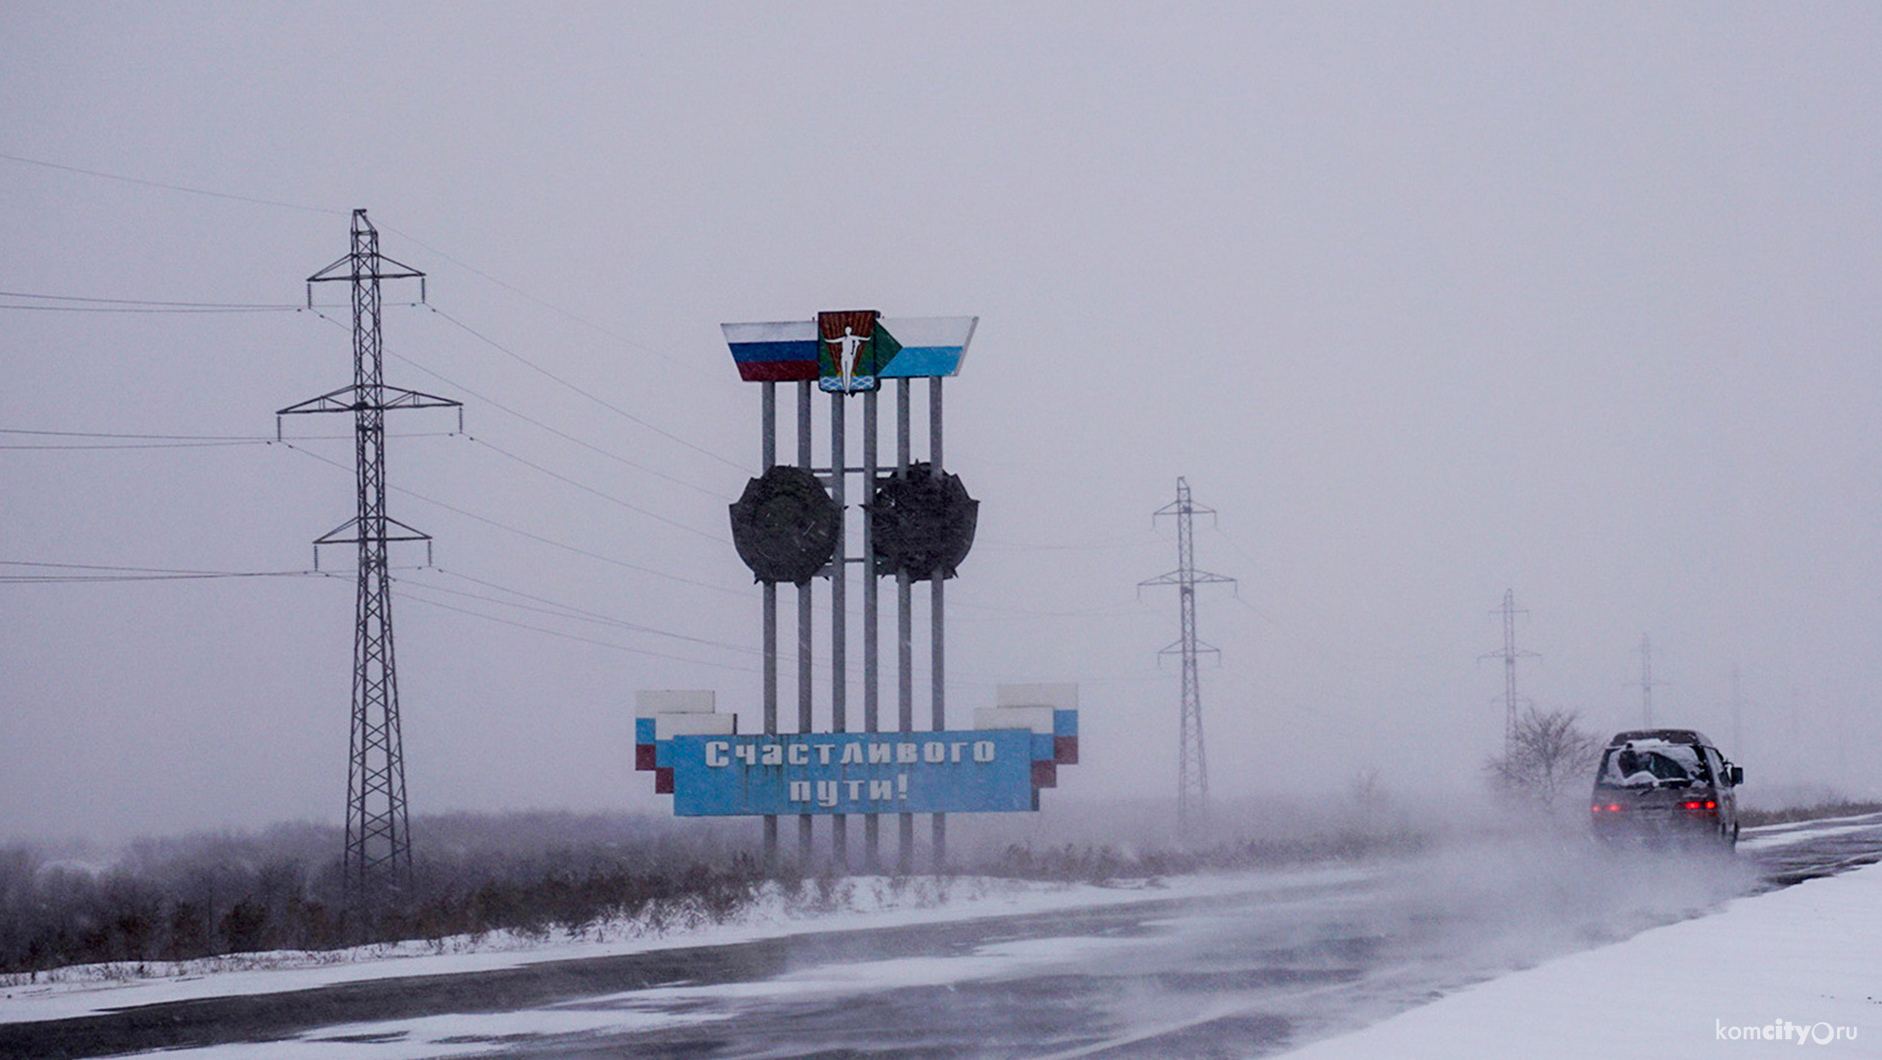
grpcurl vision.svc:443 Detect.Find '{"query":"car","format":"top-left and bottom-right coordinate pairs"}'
top-left (1589, 729), bottom-right (1744, 848)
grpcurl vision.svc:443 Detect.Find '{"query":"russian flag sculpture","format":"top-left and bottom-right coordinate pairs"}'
top-left (723, 313), bottom-right (977, 392)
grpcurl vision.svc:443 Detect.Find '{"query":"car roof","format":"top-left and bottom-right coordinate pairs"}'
top-left (1605, 728), bottom-right (1712, 748)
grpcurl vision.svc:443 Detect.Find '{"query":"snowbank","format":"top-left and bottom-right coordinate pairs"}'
top-left (1280, 857), bottom-right (1880, 1057)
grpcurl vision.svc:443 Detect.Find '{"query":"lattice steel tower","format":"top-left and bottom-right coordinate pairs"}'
top-left (1635, 634), bottom-right (1659, 727)
top-left (1481, 589), bottom-right (1539, 757)
top-left (1141, 478), bottom-right (1235, 837)
top-left (279, 209), bottom-right (460, 898)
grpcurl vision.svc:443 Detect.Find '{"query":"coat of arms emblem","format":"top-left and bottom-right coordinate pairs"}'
top-left (818, 310), bottom-right (879, 393)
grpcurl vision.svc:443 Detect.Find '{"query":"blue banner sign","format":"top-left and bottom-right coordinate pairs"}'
top-left (636, 711), bottom-right (1077, 816)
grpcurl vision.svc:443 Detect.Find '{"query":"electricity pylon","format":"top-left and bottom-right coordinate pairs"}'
top-left (1634, 634), bottom-right (1661, 727)
top-left (278, 209), bottom-right (460, 900)
top-left (1480, 589), bottom-right (1539, 757)
top-left (1141, 478), bottom-right (1235, 839)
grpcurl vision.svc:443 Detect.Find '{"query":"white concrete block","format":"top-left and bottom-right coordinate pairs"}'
top-left (996, 683), bottom-right (1078, 711)
top-left (637, 690), bottom-right (716, 714)
top-left (654, 712), bottom-right (737, 740)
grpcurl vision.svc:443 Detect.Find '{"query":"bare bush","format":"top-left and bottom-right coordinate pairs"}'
top-left (1485, 707), bottom-right (1604, 812)
top-left (0, 814), bottom-right (765, 975)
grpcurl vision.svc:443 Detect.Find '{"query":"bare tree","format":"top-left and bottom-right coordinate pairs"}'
top-left (1347, 765), bottom-right (1388, 813)
top-left (1486, 706), bottom-right (1604, 811)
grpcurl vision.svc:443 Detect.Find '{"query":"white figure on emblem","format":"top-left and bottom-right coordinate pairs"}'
top-left (825, 326), bottom-right (867, 392)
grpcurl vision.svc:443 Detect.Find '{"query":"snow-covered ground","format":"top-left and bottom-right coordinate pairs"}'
top-left (1281, 839), bottom-right (1879, 1057)
top-left (4, 816), bottom-right (1875, 1058)
top-left (0, 866), bottom-right (1364, 1027)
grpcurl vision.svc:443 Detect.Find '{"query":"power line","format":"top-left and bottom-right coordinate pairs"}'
top-left (0, 439), bottom-right (271, 451)
top-left (392, 587), bottom-right (759, 674)
top-left (0, 150), bottom-right (344, 215)
top-left (400, 567), bottom-right (1028, 687)
top-left (298, 316), bottom-right (737, 553)
top-left (275, 440), bottom-right (752, 599)
top-left (3, 559), bottom-right (305, 573)
top-left (0, 560), bottom-right (324, 583)
top-left (379, 346), bottom-right (732, 502)
top-left (465, 435), bottom-right (730, 545)
top-left (0, 289), bottom-right (304, 314)
top-left (3, 150), bottom-right (756, 583)
top-left (0, 152), bottom-right (697, 390)
top-left (426, 304), bottom-right (746, 473)
top-left (405, 567), bottom-right (1018, 680)
top-left (314, 303), bottom-right (735, 503)
top-left (1, 152), bottom-right (733, 475)
top-left (0, 428), bottom-right (454, 451)
top-left (977, 531), bottom-right (1161, 553)
top-left (6, 155), bottom-right (744, 488)
top-left (4, 428), bottom-right (276, 440)
top-left (954, 598), bottom-right (1141, 617)
top-left (376, 221), bottom-right (695, 377)
top-left (0, 290), bottom-right (300, 308)
top-left (415, 566), bottom-right (1035, 685)
top-left (2, 572), bottom-right (316, 582)
top-left (399, 569), bottom-right (758, 656)
top-left (0, 303), bottom-right (302, 315)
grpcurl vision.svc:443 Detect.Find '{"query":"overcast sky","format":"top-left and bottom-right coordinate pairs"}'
top-left (3, 2), bottom-right (1878, 844)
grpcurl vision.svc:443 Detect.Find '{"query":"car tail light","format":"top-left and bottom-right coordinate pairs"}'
top-left (1681, 799), bottom-right (1718, 815)
top-left (1592, 802), bottom-right (1623, 813)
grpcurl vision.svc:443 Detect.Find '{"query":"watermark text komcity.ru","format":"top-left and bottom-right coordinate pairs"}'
top-left (1717, 1019), bottom-right (1858, 1044)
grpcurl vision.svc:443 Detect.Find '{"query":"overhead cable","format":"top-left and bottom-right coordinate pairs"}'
top-left (465, 435), bottom-right (731, 545)
top-left (0, 289), bottom-right (303, 314)
top-left (397, 570), bottom-right (758, 656)
top-left (377, 222), bottom-right (692, 378)
top-left (0, 150), bottom-right (343, 215)
top-left (0, 439), bottom-right (269, 450)
top-left (392, 589), bottom-right (758, 674)
top-left (426, 304), bottom-right (746, 473)
top-left (380, 348), bottom-right (731, 502)
top-left (0, 559), bottom-right (325, 583)
top-left (276, 441), bottom-right (752, 599)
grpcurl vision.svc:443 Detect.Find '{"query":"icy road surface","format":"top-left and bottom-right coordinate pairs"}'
top-left (3, 813), bottom-right (1878, 1060)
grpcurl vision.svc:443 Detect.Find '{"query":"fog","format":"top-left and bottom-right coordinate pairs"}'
top-left (3, 3), bottom-right (1879, 845)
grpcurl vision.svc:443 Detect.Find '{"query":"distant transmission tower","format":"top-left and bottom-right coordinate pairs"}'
top-left (1140, 478), bottom-right (1235, 838)
top-left (278, 209), bottom-right (460, 898)
top-left (1633, 634), bottom-right (1661, 727)
top-left (1730, 664), bottom-right (1744, 751)
top-left (1480, 589), bottom-right (1539, 756)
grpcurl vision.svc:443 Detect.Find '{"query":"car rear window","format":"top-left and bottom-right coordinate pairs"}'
top-left (1598, 741), bottom-right (1710, 787)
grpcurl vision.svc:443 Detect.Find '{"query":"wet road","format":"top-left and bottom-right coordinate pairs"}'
top-left (6, 813), bottom-right (1880, 1060)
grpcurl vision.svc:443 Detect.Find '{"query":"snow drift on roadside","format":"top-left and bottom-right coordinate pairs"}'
top-left (1280, 856), bottom-right (1881, 1058)
top-left (0, 866), bottom-right (1366, 1026)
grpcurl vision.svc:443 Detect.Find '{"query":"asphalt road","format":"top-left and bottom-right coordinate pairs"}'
top-left (5, 814), bottom-right (1879, 1060)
